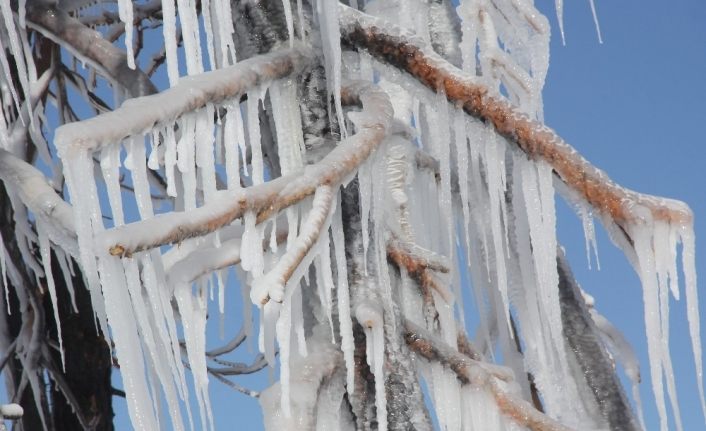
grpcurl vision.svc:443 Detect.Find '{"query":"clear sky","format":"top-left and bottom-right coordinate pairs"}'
top-left (56, 1), bottom-right (706, 430)
top-left (541, 0), bottom-right (706, 429)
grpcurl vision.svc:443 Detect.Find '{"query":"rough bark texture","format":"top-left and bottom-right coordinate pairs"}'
top-left (45, 257), bottom-right (114, 430)
top-left (557, 250), bottom-right (640, 431)
top-left (0, 183), bottom-right (114, 430)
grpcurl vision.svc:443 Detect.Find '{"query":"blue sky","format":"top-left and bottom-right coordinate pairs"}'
top-left (542, 0), bottom-right (706, 429)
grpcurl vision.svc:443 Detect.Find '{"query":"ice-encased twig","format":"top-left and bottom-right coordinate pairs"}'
top-left (0, 149), bottom-right (75, 242)
top-left (55, 45), bottom-right (314, 155)
top-left (251, 185), bottom-right (333, 305)
top-left (97, 81), bottom-right (393, 256)
top-left (403, 319), bottom-right (572, 431)
top-left (25, 2), bottom-right (157, 98)
top-left (339, 4), bottom-right (693, 228)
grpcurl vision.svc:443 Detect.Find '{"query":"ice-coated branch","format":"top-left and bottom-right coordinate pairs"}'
top-left (403, 320), bottom-right (572, 431)
top-left (55, 45), bottom-right (314, 155)
top-left (259, 332), bottom-right (344, 430)
top-left (386, 236), bottom-right (454, 303)
top-left (251, 185), bottom-right (334, 305)
top-left (25, 1), bottom-right (157, 98)
top-left (0, 149), bottom-right (75, 239)
top-left (339, 4), bottom-right (693, 228)
top-left (98, 81), bottom-right (392, 257)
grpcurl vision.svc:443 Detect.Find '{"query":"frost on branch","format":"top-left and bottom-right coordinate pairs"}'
top-left (0, 1), bottom-right (702, 430)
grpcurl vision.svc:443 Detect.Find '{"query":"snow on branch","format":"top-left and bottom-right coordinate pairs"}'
top-left (97, 81), bottom-right (392, 257)
top-left (0, 149), bottom-right (75, 239)
top-left (55, 45), bottom-right (314, 155)
top-left (387, 236), bottom-right (454, 303)
top-left (339, 4), bottom-right (692, 229)
top-left (404, 320), bottom-right (572, 431)
top-left (251, 185), bottom-right (334, 305)
top-left (25, 2), bottom-right (157, 98)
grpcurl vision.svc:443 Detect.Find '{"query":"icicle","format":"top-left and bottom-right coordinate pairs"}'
top-left (98, 258), bottom-right (159, 431)
top-left (457, 0), bottom-right (480, 74)
top-left (276, 293), bottom-right (293, 416)
top-left (240, 274), bottom-right (253, 347)
top-left (355, 300), bottom-right (386, 431)
top-left (0, 232), bottom-right (8, 314)
top-left (63, 150), bottom-right (110, 347)
top-left (38, 225), bottom-right (65, 369)
top-left (316, 0), bottom-right (347, 138)
top-left (246, 87), bottom-right (266, 185)
top-left (201, 0), bottom-right (216, 70)
top-left (215, 0), bottom-right (236, 66)
top-left (174, 283), bottom-right (214, 431)
top-left (269, 218), bottom-right (279, 253)
top-left (680, 224), bottom-right (706, 421)
top-left (175, 0), bottom-right (204, 75)
top-left (177, 114), bottom-right (197, 210)
top-left (269, 80), bottom-right (306, 175)
top-left (195, 104), bottom-right (217, 202)
top-left (482, 129), bottom-right (511, 333)
top-left (0, 35), bottom-right (21, 117)
top-left (240, 211), bottom-right (264, 276)
top-left (331, 201), bottom-right (354, 391)
top-left (161, 0), bottom-right (180, 85)
top-left (164, 126), bottom-right (178, 196)
top-left (631, 225), bottom-right (669, 431)
top-left (292, 281), bottom-right (307, 357)
top-left (358, 159), bottom-right (371, 274)
top-left (223, 103), bottom-right (243, 189)
top-left (316, 238), bottom-right (335, 337)
top-left (281, 0), bottom-right (295, 46)
top-left (0, 1), bottom-right (31, 113)
top-left (127, 137), bottom-right (155, 218)
top-left (297, 0), bottom-right (305, 42)
top-left (579, 203), bottom-right (600, 270)
top-left (588, 0), bottom-right (603, 44)
top-left (555, 0), bottom-right (566, 45)
top-left (262, 301), bottom-right (280, 366)
top-left (117, 0), bottom-right (136, 69)
top-left (217, 269), bottom-right (226, 316)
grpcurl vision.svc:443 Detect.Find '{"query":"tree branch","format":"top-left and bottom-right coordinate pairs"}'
top-left (98, 81), bottom-right (393, 257)
top-left (55, 45), bottom-right (313, 155)
top-left (26, 1), bottom-right (157, 98)
top-left (338, 4), bottom-right (692, 229)
top-left (403, 319), bottom-right (572, 431)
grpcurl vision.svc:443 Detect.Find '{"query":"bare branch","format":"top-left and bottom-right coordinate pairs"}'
top-left (208, 370), bottom-right (260, 398)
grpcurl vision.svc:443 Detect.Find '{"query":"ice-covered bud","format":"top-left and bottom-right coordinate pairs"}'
top-left (0, 404), bottom-right (23, 420)
top-left (354, 299), bottom-right (383, 329)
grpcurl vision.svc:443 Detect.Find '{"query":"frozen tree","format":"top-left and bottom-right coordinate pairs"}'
top-left (0, 0), bottom-right (702, 430)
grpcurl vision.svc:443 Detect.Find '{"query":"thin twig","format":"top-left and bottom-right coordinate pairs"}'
top-left (403, 319), bottom-right (572, 431)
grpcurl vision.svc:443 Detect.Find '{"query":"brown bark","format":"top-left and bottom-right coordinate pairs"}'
top-left (339, 5), bottom-right (692, 228)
